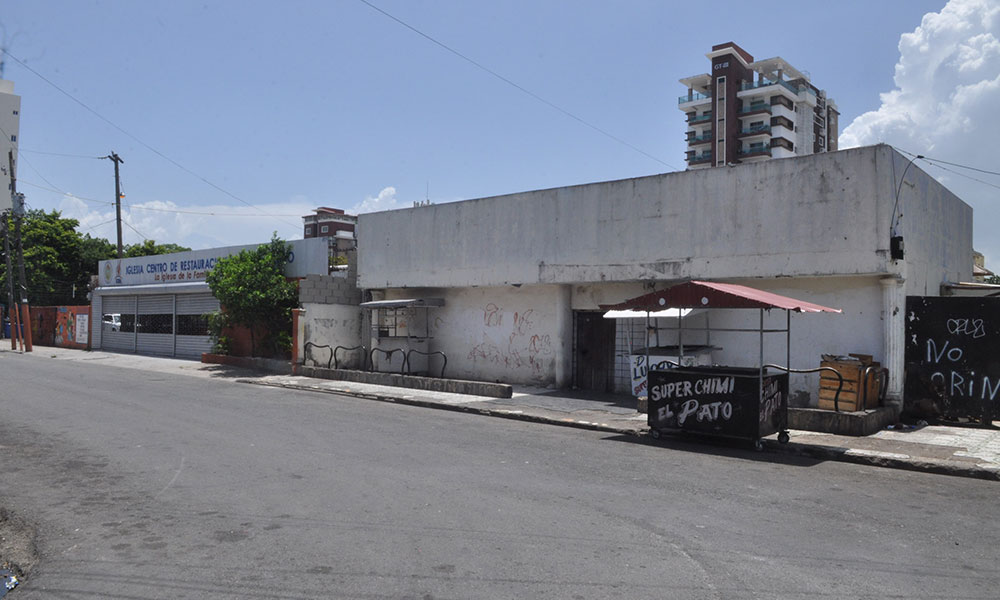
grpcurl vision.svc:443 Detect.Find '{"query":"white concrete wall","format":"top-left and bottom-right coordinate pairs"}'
top-left (301, 303), bottom-right (363, 368)
top-left (359, 146), bottom-right (970, 291)
top-left (368, 276), bottom-right (881, 404)
top-left (569, 276), bottom-right (881, 406)
top-left (380, 285), bottom-right (572, 387)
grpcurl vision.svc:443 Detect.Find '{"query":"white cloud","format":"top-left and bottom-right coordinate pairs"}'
top-left (840, 0), bottom-right (1000, 268)
top-left (350, 186), bottom-right (407, 214)
top-left (59, 194), bottom-right (315, 250)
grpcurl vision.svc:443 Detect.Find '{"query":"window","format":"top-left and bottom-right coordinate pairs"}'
top-left (137, 313), bottom-right (173, 334)
top-left (177, 314), bottom-right (209, 336)
top-left (12, 110), bottom-right (17, 115)
top-left (305, 226), bottom-right (313, 235)
top-left (320, 225), bottom-right (329, 234)
top-left (9, 135), bottom-right (15, 142)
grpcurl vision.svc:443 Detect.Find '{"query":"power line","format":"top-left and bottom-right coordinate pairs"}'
top-left (919, 155), bottom-right (1000, 178)
top-left (17, 179), bottom-right (305, 217)
top-left (356, 0), bottom-right (679, 171)
top-left (81, 218), bottom-right (117, 232)
top-left (923, 160), bottom-right (1000, 192)
top-left (0, 48), bottom-right (301, 230)
top-left (894, 147), bottom-right (1000, 192)
top-left (19, 149), bottom-right (104, 159)
top-left (122, 219), bottom-right (149, 243)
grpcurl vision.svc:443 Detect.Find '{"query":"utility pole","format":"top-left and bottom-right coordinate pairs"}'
top-left (8, 150), bottom-right (31, 352)
top-left (3, 213), bottom-right (15, 350)
top-left (105, 152), bottom-right (125, 258)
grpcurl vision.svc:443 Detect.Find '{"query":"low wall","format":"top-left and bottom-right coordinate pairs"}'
top-left (30, 305), bottom-right (90, 349)
top-left (201, 353), bottom-right (292, 374)
top-left (298, 365), bottom-right (513, 399)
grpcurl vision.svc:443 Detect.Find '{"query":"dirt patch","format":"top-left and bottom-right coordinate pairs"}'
top-left (0, 507), bottom-right (38, 582)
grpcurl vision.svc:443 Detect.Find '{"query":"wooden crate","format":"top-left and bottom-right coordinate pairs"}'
top-left (818, 357), bottom-right (880, 411)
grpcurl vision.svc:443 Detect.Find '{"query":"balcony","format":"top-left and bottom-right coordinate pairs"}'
top-left (686, 151), bottom-right (713, 164)
top-left (687, 132), bottom-right (713, 145)
top-left (687, 112), bottom-right (713, 124)
top-left (737, 124), bottom-right (771, 138)
top-left (738, 144), bottom-right (771, 158)
top-left (739, 103), bottom-right (771, 116)
top-left (678, 91), bottom-right (712, 106)
top-left (740, 78), bottom-right (803, 96)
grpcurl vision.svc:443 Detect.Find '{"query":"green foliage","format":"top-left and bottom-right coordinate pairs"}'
top-left (206, 311), bottom-right (233, 355)
top-left (986, 275), bottom-right (1000, 285)
top-left (206, 234), bottom-right (298, 357)
top-left (124, 239), bottom-right (191, 258)
top-left (0, 210), bottom-right (190, 307)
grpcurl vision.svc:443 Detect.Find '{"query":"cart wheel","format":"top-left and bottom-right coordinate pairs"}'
top-left (778, 431), bottom-right (790, 445)
top-left (650, 428), bottom-right (661, 439)
top-left (753, 439), bottom-right (764, 451)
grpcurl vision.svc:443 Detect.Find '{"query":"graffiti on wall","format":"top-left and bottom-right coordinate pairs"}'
top-left (468, 303), bottom-right (553, 376)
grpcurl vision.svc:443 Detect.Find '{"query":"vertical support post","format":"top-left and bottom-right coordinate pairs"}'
top-left (10, 290), bottom-right (21, 350)
top-left (758, 308), bottom-right (765, 408)
top-left (108, 152), bottom-right (125, 258)
top-left (133, 295), bottom-right (139, 353)
top-left (171, 294), bottom-right (177, 357)
top-left (291, 307), bottom-right (304, 375)
top-left (3, 214), bottom-right (14, 350)
top-left (880, 275), bottom-right (906, 412)
top-left (9, 152), bottom-right (30, 351)
top-left (678, 309), bottom-right (685, 362)
top-left (786, 310), bottom-right (791, 371)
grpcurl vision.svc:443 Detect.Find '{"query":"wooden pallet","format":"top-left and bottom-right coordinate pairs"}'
top-left (818, 356), bottom-right (880, 411)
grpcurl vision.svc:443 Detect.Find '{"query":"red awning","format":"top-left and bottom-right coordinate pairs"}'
top-left (600, 280), bottom-right (841, 313)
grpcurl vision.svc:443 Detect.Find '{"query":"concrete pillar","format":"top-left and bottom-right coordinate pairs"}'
top-left (881, 275), bottom-right (906, 412)
top-left (291, 308), bottom-right (305, 374)
top-left (554, 284), bottom-right (573, 388)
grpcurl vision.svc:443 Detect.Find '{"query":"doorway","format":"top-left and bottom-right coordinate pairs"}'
top-left (573, 311), bottom-right (616, 392)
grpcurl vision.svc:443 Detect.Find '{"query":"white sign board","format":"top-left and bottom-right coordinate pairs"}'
top-left (75, 314), bottom-right (89, 344)
top-left (97, 238), bottom-right (329, 288)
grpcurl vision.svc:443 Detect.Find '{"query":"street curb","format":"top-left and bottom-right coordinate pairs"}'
top-left (242, 379), bottom-right (645, 437)
top-left (243, 380), bottom-right (1000, 482)
top-left (769, 441), bottom-right (1000, 482)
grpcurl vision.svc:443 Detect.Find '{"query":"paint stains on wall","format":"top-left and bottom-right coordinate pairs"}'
top-left (468, 302), bottom-right (553, 380)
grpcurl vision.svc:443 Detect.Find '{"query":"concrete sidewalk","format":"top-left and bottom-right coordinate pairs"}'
top-left (6, 346), bottom-right (1000, 481)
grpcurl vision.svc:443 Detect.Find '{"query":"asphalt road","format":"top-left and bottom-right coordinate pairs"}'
top-left (0, 352), bottom-right (997, 599)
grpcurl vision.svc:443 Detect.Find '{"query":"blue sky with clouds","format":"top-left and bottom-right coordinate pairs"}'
top-left (2, 0), bottom-right (998, 265)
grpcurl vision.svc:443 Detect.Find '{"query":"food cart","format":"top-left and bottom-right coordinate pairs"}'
top-left (600, 281), bottom-right (841, 448)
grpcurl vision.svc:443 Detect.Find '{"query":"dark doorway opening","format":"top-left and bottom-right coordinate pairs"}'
top-left (574, 311), bottom-right (616, 392)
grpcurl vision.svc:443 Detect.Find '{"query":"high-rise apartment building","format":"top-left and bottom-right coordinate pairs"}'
top-left (679, 42), bottom-right (838, 169)
top-left (0, 79), bottom-right (21, 210)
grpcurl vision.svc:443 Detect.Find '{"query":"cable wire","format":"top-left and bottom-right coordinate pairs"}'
top-left (0, 48), bottom-right (301, 230)
top-left (19, 149), bottom-right (105, 159)
top-left (356, 0), bottom-right (679, 171)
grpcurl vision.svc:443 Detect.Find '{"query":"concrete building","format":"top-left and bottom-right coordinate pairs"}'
top-left (0, 78), bottom-right (20, 211)
top-left (357, 145), bottom-right (971, 411)
top-left (304, 207), bottom-right (356, 240)
top-left (90, 238), bottom-right (329, 358)
top-left (680, 42), bottom-right (838, 169)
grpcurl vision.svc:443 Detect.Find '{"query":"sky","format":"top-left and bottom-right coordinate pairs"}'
top-left (1, 0), bottom-right (998, 266)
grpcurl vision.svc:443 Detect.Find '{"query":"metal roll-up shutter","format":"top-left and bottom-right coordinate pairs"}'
top-left (175, 293), bottom-right (220, 358)
top-left (136, 295), bottom-right (175, 356)
top-left (101, 295), bottom-right (137, 352)
top-left (91, 295), bottom-right (102, 349)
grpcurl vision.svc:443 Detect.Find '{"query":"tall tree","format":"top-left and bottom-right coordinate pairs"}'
top-left (206, 234), bottom-right (297, 357)
top-left (124, 239), bottom-right (190, 258)
top-left (0, 210), bottom-right (191, 307)
top-left (1, 210), bottom-right (86, 306)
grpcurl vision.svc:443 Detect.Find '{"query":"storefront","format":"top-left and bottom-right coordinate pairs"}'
top-left (91, 239), bottom-right (327, 358)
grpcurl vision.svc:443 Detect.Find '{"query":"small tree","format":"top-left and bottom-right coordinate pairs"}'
top-left (206, 234), bottom-right (298, 357)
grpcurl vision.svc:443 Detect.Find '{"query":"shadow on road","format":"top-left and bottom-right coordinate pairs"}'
top-left (599, 432), bottom-right (828, 469)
